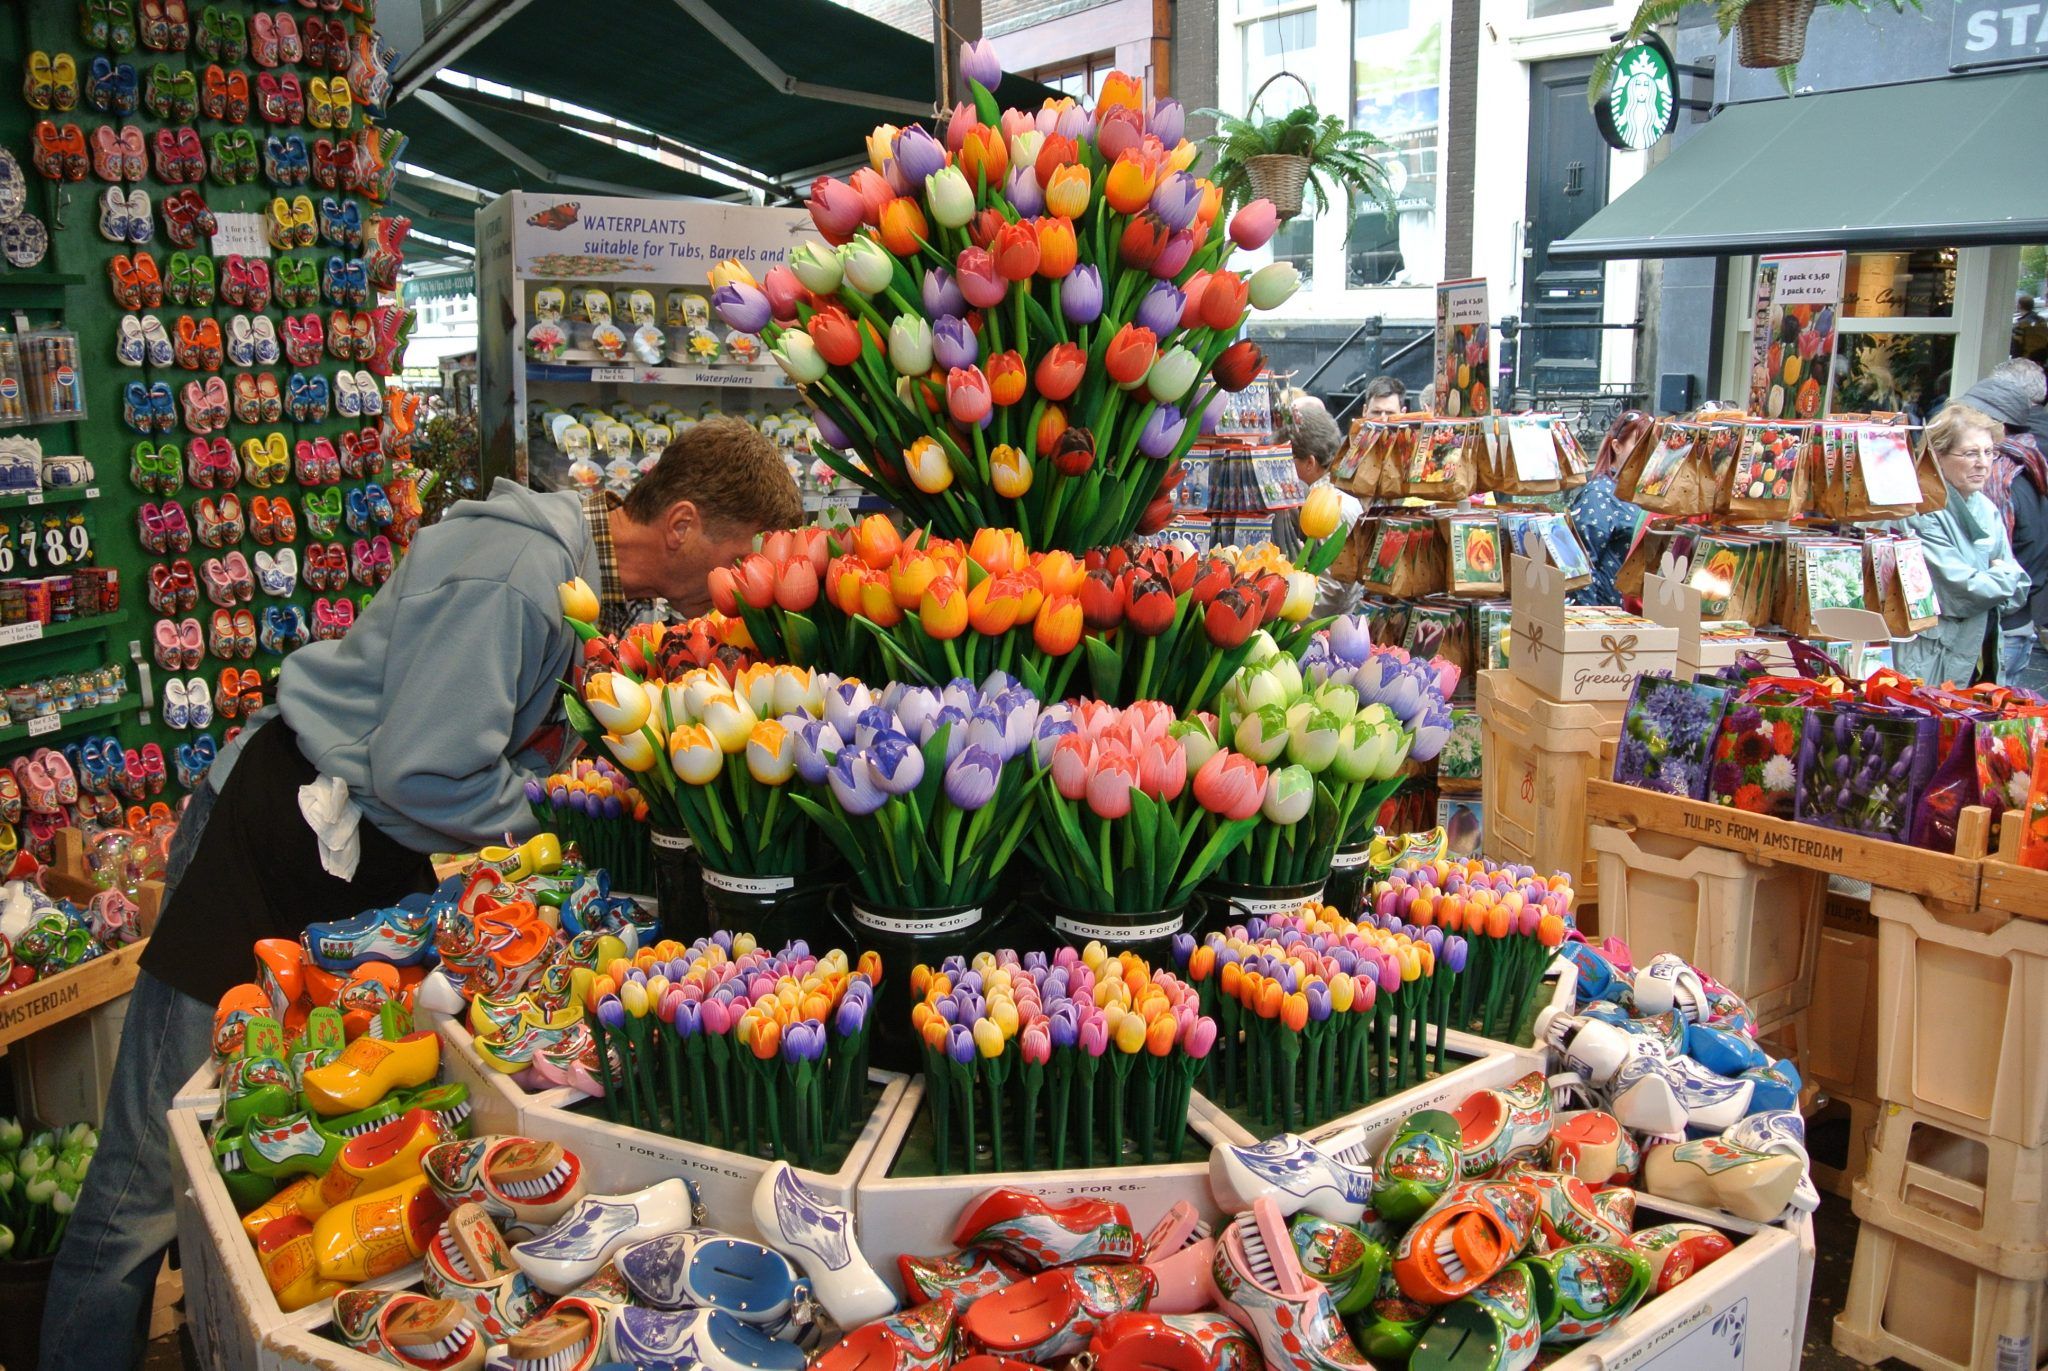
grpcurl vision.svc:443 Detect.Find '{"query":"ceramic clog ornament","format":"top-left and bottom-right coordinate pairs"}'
top-left (1626, 1222), bottom-right (1734, 1294)
top-left (302, 899), bottom-right (439, 970)
top-left (1518, 1171), bottom-right (1633, 1249)
top-left (754, 1160), bottom-right (897, 1327)
top-left (1409, 1260), bottom-right (1547, 1371)
top-left (1373, 1109), bottom-right (1463, 1223)
top-left (302, 1029), bottom-right (439, 1114)
top-left (897, 1247), bottom-right (1018, 1311)
top-left (1086, 1311), bottom-right (1262, 1371)
top-left (611, 1306), bottom-right (809, 1371)
top-left (616, 1229), bottom-right (817, 1340)
top-left (1525, 1243), bottom-right (1652, 1343)
top-left (512, 1177), bottom-right (700, 1295)
top-left (1209, 1131), bottom-right (1378, 1225)
top-left (1640, 1132), bottom-right (1809, 1223)
top-left (315, 1107), bottom-right (446, 1209)
top-left (950, 1188), bottom-right (1143, 1270)
top-left (1453, 1071), bottom-right (1555, 1178)
top-left (961, 1264), bottom-right (1155, 1363)
top-left (312, 1172), bottom-right (448, 1283)
top-left (422, 1135), bottom-right (588, 1232)
top-left (1141, 1202), bottom-right (1222, 1315)
top-left (1210, 1198), bottom-right (1371, 1371)
top-left (255, 1213), bottom-right (345, 1311)
top-left (333, 1289), bottom-right (488, 1371)
top-left (422, 1202), bottom-right (546, 1341)
top-left (813, 1296), bottom-right (959, 1371)
top-left (1392, 1179), bottom-right (1540, 1305)
top-left (1723, 1108), bottom-right (1819, 1212)
top-left (1630, 953), bottom-right (1710, 1023)
top-left (1544, 1110), bottom-right (1639, 1185)
top-left (1606, 1052), bottom-right (1755, 1137)
top-left (1348, 1265), bottom-right (1433, 1362)
top-left (1289, 1212), bottom-right (1388, 1317)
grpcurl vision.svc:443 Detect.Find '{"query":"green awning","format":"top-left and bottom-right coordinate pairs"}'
top-left (1553, 70), bottom-right (2048, 260)
top-left (443, 0), bottom-right (1060, 184)
top-left (395, 96), bottom-right (736, 206)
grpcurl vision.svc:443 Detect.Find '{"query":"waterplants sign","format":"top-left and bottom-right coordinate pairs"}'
top-left (1595, 36), bottom-right (1678, 152)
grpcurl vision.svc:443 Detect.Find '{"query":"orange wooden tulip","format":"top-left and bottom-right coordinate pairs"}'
top-left (966, 575), bottom-right (1024, 634)
top-left (879, 196), bottom-right (929, 256)
top-left (1103, 152), bottom-right (1158, 215)
top-left (858, 570), bottom-right (904, 627)
top-left (1036, 216), bottom-right (1077, 278)
top-left (958, 125), bottom-right (1008, 188)
top-left (1034, 549), bottom-right (1085, 597)
top-left (1033, 594), bottom-right (1082, 655)
top-left (987, 350), bottom-right (1026, 406)
top-left (1043, 163), bottom-right (1091, 219)
top-left (890, 548), bottom-right (943, 608)
top-left (1035, 403), bottom-right (1068, 457)
top-left (919, 575), bottom-right (968, 639)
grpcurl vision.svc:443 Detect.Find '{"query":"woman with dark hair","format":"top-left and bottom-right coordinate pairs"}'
top-left (1565, 410), bottom-right (1653, 605)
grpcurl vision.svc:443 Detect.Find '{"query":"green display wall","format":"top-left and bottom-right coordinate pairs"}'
top-left (0, 0), bottom-right (400, 829)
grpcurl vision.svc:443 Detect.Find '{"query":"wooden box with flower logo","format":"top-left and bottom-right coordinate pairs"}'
top-left (1508, 547), bottom-right (1677, 704)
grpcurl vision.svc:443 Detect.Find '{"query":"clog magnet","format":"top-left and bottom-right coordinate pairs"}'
top-left (1086, 1311), bottom-right (1261, 1371)
top-left (1209, 1131), bottom-right (1377, 1225)
top-left (302, 1029), bottom-right (439, 1115)
top-left (1452, 1071), bottom-right (1554, 1178)
top-left (950, 1189), bottom-right (1141, 1270)
top-left (813, 1296), bottom-right (958, 1371)
top-left (616, 1229), bottom-right (816, 1339)
top-left (610, 1307), bottom-right (808, 1371)
top-left (753, 1160), bottom-right (897, 1328)
top-left (302, 900), bottom-right (439, 970)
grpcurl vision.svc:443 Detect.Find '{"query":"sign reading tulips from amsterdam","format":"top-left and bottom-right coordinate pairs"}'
top-left (512, 193), bottom-right (818, 286)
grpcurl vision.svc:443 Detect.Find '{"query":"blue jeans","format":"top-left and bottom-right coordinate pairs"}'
top-left (2001, 632), bottom-right (2037, 684)
top-left (41, 781), bottom-right (216, 1371)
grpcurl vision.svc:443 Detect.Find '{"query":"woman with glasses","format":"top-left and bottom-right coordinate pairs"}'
top-left (1898, 403), bottom-right (2029, 685)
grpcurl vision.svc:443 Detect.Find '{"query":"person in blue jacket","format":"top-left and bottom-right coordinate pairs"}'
top-left (1898, 403), bottom-right (2028, 687)
top-left (42, 417), bottom-right (800, 1370)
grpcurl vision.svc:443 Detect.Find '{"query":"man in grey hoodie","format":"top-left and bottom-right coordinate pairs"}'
top-left (43, 418), bottom-right (800, 1371)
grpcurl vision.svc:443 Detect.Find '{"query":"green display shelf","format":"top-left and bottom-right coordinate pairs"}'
top-left (0, 486), bottom-right (97, 510)
top-left (0, 696), bottom-right (139, 747)
top-left (0, 615), bottom-right (115, 651)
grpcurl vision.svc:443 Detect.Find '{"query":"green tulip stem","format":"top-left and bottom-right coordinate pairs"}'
top-left (1013, 289), bottom-right (1029, 370)
top-left (1108, 1049), bottom-right (1135, 1166)
top-left (1078, 1053), bottom-right (1099, 1167)
top-left (925, 1045), bottom-right (951, 1174)
top-left (984, 1054), bottom-right (1008, 1172)
top-left (1050, 1050), bottom-right (1072, 1170)
top-left (957, 1060), bottom-right (978, 1175)
top-left (1138, 1056), bottom-right (1159, 1165)
top-left (1019, 1058), bottom-right (1043, 1170)
top-left (684, 1036), bottom-right (711, 1144)
top-left (1050, 281), bottom-right (1068, 343)
top-left (590, 1016), bottom-right (616, 1122)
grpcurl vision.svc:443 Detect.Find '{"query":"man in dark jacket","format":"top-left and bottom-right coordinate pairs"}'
top-left (1960, 361), bottom-right (2048, 680)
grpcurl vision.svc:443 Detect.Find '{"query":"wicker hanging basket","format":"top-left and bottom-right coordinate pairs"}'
top-left (1735, 0), bottom-right (1819, 69)
top-left (1246, 154), bottom-right (1311, 221)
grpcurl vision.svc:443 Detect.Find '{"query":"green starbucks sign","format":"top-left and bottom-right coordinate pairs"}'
top-left (1595, 36), bottom-right (1678, 152)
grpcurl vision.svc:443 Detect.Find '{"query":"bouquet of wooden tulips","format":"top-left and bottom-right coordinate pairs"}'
top-left (1024, 699), bottom-right (1269, 917)
top-left (1177, 905), bottom-right (1470, 1132)
top-left (910, 946), bottom-right (1216, 1173)
top-left (0, 1118), bottom-right (93, 1261)
top-left (1372, 855), bottom-right (1574, 1042)
top-left (583, 936), bottom-right (880, 1168)
top-left (789, 675), bottom-right (1043, 914)
top-left (712, 49), bottom-right (1302, 550)
top-left (561, 578), bottom-right (757, 685)
top-left (525, 758), bottom-right (654, 893)
top-left (571, 663), bottom-right (826, 883)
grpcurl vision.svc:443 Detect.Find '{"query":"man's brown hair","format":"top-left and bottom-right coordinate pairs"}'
top-left (624, 416), bottom-right (802, 532)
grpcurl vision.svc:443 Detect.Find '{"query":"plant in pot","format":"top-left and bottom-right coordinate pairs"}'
top-left (1196, 76), bottom-right (1396, 221)
top-left (1591, 0), bottom-right (1922, 86)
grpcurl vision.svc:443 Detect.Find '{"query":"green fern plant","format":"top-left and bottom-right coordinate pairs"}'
top-left (1193, 104), bottom-right (1395, 219)
top-left (1589, 0), bottom-right (1924, 103)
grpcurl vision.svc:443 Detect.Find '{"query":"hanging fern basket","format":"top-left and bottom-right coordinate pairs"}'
top-left (1246, 153), bottom-right (1311, 221)
top-left (1735, 0), bottom-right (1819, 68)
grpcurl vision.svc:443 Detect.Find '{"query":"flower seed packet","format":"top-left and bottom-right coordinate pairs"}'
top-left (1896, 538), bottom-right (1939, 623)
top-left (1440, 707), bottom-right (1483, 791)
top-left (1729, 422), bottom-right (1806, 519)
top-left (1857, 425), bottom-right (1919, 507)
top-left (1445, 516), bottom-right (1504, 595)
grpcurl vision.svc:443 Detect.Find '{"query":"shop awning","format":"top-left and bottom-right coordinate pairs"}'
top-left (1552, 70), bottom-right (2048, 260)
top-left (405, 0), bottom-right (1060, 188)
top-left (397, 96), bottom-right (736, 210)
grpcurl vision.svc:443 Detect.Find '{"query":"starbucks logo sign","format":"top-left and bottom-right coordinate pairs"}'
top-left (1595, 36), bottom-right (1678, 152)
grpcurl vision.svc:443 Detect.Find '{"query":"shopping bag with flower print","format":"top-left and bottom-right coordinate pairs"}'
top-left (1797, 702), bottom-right (1938, 843)
top-left (1706, 700), bottom-right (1808, 817)
top-left (2017, 745), bottom-right (2048, 870)
top-left (1614, 674), bottom-right (1730, 799)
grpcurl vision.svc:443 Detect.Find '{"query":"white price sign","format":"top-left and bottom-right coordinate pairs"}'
top-left (26, 714), bottom-right (59, 737)
top-left (590, 367), bottom-right (634, 383)
top-left (0, 621), bottom-right (44, 647)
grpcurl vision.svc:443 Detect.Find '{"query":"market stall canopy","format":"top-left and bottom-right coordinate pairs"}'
top-left (1552, 69), bottom-right (2048, 260)
top-left (394, 0), bottom-right (1059, 190)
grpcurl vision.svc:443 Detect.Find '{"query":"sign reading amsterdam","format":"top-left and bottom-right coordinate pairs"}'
top-left (1595, 36), bottom-right (1679, 152)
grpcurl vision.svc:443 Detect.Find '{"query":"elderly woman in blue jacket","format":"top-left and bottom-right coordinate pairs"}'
top-left (1898, 403), bottom-right (2029, 685)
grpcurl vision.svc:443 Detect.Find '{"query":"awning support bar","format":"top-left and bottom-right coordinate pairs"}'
top-left (676, 0), bottom-right (935, 119)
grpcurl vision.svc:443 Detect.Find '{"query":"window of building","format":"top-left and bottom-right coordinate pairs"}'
top-left (1349, 0), bottom-right (1444, 287)
top-left (1027, 53), bottom-right (1114, 100)
top-left (1241, 9), bottom-right (1318, 110)
top-left (1834, 333), bottom-right (1957, 416)
top-left (1843, 249), bottom-right (1955, 320)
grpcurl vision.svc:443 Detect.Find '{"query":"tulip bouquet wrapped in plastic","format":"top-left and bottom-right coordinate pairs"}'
top-left (525, 758), bottom-right (654, 894)
top-left (719, 51), bottom-right (1303, 551)
top-left (1176, 907), bottom-right (1462, 1129)
top-left (1025, 699), bottom-right (1270, 918)
top-left (788, 675), bottom-right (1044, 915)
top-left (582, 936), bottom-right (880, 1166)
top-left (0, 1118), bottom-right (93, 1261)
top-left (910, 946), bottom-right (1217, 1173)
top-left (1372, 855), bottom-right (1573, 1043)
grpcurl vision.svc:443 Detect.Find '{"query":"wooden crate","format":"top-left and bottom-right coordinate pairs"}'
top-left (1853, 1100), bottom-right (2048, 1282)
top-left (1809, 1093), bottom-right (1878, 1202)
top-left (0, 827), bottom-right (166, 1054)
top-left (1835, 1217), bottom-right (2048, 1371)
top-left (1873, 887), bottom-right (2048, 1148)
top-left (1475, 670), bottom-right (1623, 906)
top-left (1588, 823), bottom-right (1825, 1023)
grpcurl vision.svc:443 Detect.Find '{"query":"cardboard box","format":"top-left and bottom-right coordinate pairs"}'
top-left (1509, 544), bottom-right (1676, 702)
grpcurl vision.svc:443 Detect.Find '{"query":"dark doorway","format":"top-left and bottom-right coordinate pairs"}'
top-left (1521, 57), bottom-right (1610, 395)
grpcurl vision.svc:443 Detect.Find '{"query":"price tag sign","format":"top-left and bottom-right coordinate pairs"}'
top-left (27, 715), bottom-right (59, 737)
top-left (0, 621), bottom-right (44, 647)
top-left (210, 212), bottom-right (272, 259)
top-left (85, 487), bottom-right (99, 499)
top-left (590, 367), bottom-right (634, 383)
top-left (25, 492), bottom-right (42, 506)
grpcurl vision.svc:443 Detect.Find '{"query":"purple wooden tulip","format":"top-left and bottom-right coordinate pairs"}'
top-left (783, 1021), bottom-right (827, 1063)
top-left (524, 779), bottom-right (544, 804)
top-left (712, 282), bottom-right (771, 334)
top-left (672, 998), bottom-right (701, 1038)
top-left (867, 732), bottom-right (925, 794)
top-left (933, 315), bottom-right (978, 370)
top-left (1135, 282), bottom-right (1185, 338)
top-left (1003, 165), bottom-right (1044, 217)
top-left (1445, 936), bottom-right (1469, 974)
top-left (947, 1022), bottom-right (976, 1065)
top-left (894, 125), bottom-right (948, 186)
top-left (855, 704), bottom-right (896, 749)
top-left (1050, 1002), bottom-right (1078, 1048)
top-left (828, 750), bottom-right (888, 816)
top-left (811, 407), bottom-right (853, 451)
top-left (1150, 98), bottom-right (1186, 147)
top-left (793, 719), bottom-right (844, 784)
top-left (960, 38), bottom-right (1002, 89)
top-left (836, 994), bottom-right (867, 1037)
top-left (1062, 265), bottom-right (1103, 325)
top-left (923, 268), bottom-right (966, 319)
top-left (944, 744), bottom-right (1002, 811)
top-left (597, 997), bottom-right (625, 1032)
top-left (1139, 404), bottom-right (1186, 458)
top-left (1306, 982), bottom-right (1331, 1021)
top-left (1150, 172), bottom-right (1202, 232)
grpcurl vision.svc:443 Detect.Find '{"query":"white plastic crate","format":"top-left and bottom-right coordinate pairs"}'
top-left (176, 1057), bottom-right (221, 1111)
top-left (10, 993), bottom-right (129, 1127)
top-left (1873, 889), bottom-right (2048, 1148)
top-left (512, 1068), bottom-right (907, 1247)
top-left (1476, 669), bottom-right (1623, 910)
top-left (1853, 1099), bottom-right (2048, 1282)
top-left (1590, 824), bottom-right (1825, 1023)
top-left (1835, 1216), bottom-right (2048, 1371)
top-left (430, 1015), bottom-right (580, 1138)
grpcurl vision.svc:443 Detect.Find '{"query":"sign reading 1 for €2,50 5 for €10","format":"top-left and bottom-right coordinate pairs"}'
top-left (1596, 36), bottom-right (1678, 153)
